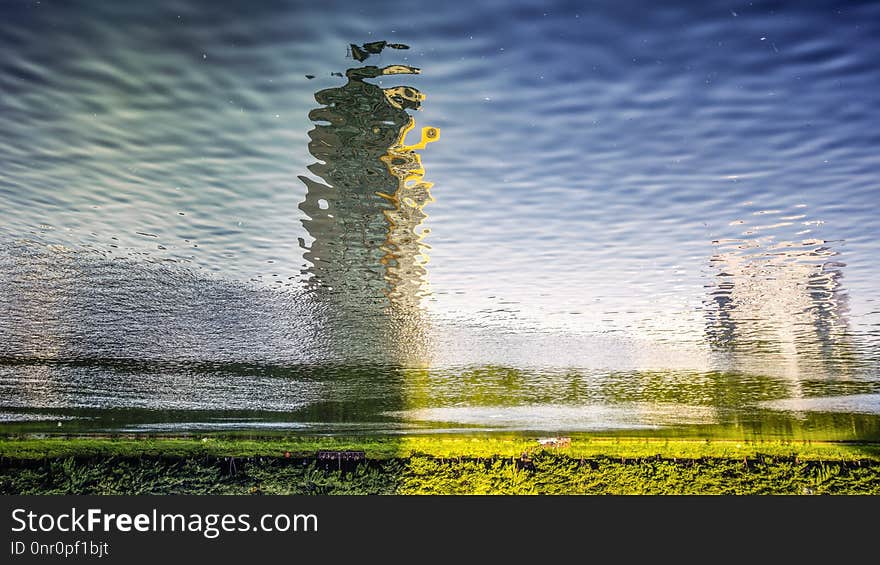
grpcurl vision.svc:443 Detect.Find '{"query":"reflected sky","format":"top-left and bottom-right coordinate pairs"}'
top-left (1, 1), bottom-right (876, 354)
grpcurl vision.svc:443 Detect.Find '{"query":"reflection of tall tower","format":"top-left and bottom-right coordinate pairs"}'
top-left (297, 43), bottom-right (438, 365)
top-left (703, 204), bottom-right (853, 380)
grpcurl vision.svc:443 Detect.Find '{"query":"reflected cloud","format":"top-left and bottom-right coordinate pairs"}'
top-left (385, 403), bottom-right (718, 432)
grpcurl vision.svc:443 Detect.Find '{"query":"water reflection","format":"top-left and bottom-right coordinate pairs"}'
top-left (1, 4), bottom-right (879, 441)
top-left (704, 202), bottom-right (856, 381)
top-left (3, 361), bottom-right (879, 440)
top-left (298, 43), bottom-right (438, 365)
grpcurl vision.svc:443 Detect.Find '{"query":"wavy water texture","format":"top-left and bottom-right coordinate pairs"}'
top-left (1, 0), bottom-right (879, 433)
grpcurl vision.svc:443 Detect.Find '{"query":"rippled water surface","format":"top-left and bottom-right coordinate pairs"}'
top-left (1, 0), bottom-right (879, 438)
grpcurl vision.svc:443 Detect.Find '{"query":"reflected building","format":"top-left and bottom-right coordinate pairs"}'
top-left (703, 204), bottom-right (855, 382)
top-left (297, 42), bottom-right (439, 366)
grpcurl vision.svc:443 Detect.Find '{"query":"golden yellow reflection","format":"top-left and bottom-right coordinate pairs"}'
top-left (379, 121), bottom-right (439, 308)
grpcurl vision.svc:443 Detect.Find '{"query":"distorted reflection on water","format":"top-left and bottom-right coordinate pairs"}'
top-left (1, 0), bottom-right (879, 436)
